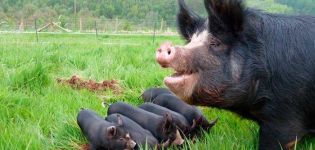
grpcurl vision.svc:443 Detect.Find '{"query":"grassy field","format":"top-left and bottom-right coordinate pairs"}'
top-left (0, 33), bottom-right (314, 150)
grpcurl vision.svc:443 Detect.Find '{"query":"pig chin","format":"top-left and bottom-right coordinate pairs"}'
top-left (164, 72), bottom-right (199, 104)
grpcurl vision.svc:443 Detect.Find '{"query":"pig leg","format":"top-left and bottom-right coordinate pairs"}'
top-left (259, 122), bottom-right (306, 150)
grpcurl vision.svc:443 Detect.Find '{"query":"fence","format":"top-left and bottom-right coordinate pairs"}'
top-left (0, 17), bottom-right (178, 35)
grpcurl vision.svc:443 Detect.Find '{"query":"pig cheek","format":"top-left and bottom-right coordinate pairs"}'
top-left (169, 48), bottom-right (188, 71)
top-left (171, 46), bottom-right (198, 73)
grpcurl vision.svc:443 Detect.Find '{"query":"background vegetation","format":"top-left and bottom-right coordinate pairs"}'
top-left (0, 0), bottom-right (314, 32)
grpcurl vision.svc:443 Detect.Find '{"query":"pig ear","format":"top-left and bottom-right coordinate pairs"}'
top-left (107, 126), bottom-right (117, 137)
top-left (177, 0), bottom-right (205, 41)
top-left (163, 113), bottom-right (173, 129)
top-left (204, 0), bottom-right (245, 45)
top-left (191, 119), bottom-right (197, 129)
top-left (116, 114), bottom-right (123, 126)
top-left (165, 113), bottom-right (173, 123)
top-left (206, 118), bottom-right (218, 130)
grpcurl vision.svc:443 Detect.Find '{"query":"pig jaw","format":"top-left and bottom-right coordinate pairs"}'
top-left (164, 73), bottom-right (199, 104)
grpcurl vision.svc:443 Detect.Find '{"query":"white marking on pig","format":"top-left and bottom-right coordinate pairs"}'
top-left (230, 54), bottom-right (243, 81)
top-left (185, 30), bottom-right (209, 49)
top-left (171, 130), bottom-right (185, 145)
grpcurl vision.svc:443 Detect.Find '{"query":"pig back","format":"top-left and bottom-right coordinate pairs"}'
top-left (107, 102), bottom-right (164, 139)
top-left (139, 103), bottom-right (190, 129)
top-left (153, 94), bottom-right (207, 125)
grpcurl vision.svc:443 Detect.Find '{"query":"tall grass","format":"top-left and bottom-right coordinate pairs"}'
top-left (0, 33), bottom-right (313, 150)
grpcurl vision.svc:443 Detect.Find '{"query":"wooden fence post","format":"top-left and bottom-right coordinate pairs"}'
top-left (153, 20), bottom-right (157, 44)
top-left (95, 20), bottom-right (98, 37)
top-left (35, 19), bottom-right (39, 43)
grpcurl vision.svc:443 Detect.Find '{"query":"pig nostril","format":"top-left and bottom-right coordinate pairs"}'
top-left (158, 49), bottom-right (162, 53)
top-left (167, 50), bottom-right (171, 55)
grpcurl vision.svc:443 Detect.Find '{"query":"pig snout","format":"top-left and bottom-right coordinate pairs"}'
top-left (156, 42), bottom-right (176, 68)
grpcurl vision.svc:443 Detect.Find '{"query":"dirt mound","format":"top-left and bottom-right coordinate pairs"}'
top-left (57, 75), bottom-right (121, 94)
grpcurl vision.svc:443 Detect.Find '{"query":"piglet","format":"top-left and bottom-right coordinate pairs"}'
top-left (153, 94), bottom-right (218, 137)
top-left (139, 102), bottom-right (190, 136)
top-left (77, 109), bottom-right (136, 150)
top-left (106, 113), bottom-right (159, 149)
top-left (141, 88), bottom-right (172, 102)
top-left (107, 102), bottom-right (184, 146)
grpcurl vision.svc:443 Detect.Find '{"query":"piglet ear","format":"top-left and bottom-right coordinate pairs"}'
top-left (191, 119), bottom-right (197, 129)
top-left (107, 126), bottom-right (117, 137)
top-left (204, 0), bottom-right (245, 44)
top-left (166, 113), bottom-right (173, 123)
top-left (208, 118), bottom-right (218, 128)
top-left (163, 113), bottom-right (173, 129)
top-left (116, 114), bottom-right (123, 126)
top-left (203, 118), bottom-right (218, 131)
top-left (177, 0), bottom-right (205, 41)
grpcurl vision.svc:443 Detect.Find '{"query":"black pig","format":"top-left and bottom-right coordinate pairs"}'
top-left (155, 0), bottom-right (315, 149)
top-left (141, 88), bottom-right (173, 102)
top-left (139, 102), bottom-right (190, 135)
top-left (107, 102), bottom-right (184, 146)
top-left (106, 113), bottom-right (159, 149)
top-left (77, 109), bottom-right (136, 150)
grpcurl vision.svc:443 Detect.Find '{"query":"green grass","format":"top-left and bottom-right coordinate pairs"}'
top-left (0, 33), bottom-right (314, 150)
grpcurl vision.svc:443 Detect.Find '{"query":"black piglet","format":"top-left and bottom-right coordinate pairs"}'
top-left (139, 102), bottom-right (191, 136)
top-left (142, 88), bottom-right (217, 137)
top-left (77, 109), bottom-right (136, 150)
top-left (107, 102), bottom-right (184, 147)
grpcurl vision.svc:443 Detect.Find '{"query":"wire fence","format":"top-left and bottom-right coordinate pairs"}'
top-left (0, 17), bottom-right (178, 35)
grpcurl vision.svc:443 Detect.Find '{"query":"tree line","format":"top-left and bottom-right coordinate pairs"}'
top-left (0, 0), bottom-right (313, 31)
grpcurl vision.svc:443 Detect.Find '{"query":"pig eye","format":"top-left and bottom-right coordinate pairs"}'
top-left (210, 42), bottom-right (221, 47)
top-left (210, 41), bottom-right (227, 52)
top-left (209, 36), bottom-right (223, 49)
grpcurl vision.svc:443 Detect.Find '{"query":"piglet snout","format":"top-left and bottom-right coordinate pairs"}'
top-left (156, 42), bottom-right (176, 68)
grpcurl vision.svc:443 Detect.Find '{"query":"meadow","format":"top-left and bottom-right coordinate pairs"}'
top-left (0, 33), bottom-right (314, 150)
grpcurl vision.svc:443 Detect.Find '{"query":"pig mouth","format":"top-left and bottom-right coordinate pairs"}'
top-left (163, 68), bottom-right (199, 103)
top-left (164, 71), bottom-right (196, 85)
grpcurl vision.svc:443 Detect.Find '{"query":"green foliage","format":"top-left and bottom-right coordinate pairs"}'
top-left (276, 0), bottom-right (315, 15)
top-left (0, 0), bottom-right (313, 30)
top-left (247, 0), bottom-right (293, 14)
